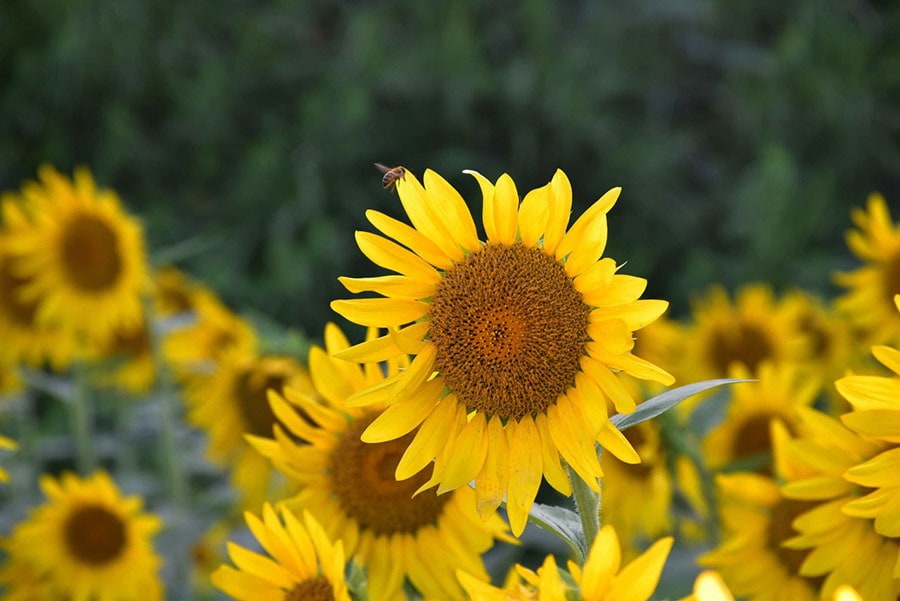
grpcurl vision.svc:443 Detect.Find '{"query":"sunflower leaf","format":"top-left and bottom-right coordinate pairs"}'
top-left (610, 378), bottom-right (750, 431)
top-left (527, 502), bottom-right (588, 563)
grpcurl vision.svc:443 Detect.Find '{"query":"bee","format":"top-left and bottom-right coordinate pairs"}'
top-left (374, 163), bottom-right (406, 192)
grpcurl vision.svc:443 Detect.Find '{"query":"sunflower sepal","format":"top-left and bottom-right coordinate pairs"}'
top-left (610, 379), bottom-right (750, 432)
top-left (526, 502), bottom-right (589, 564)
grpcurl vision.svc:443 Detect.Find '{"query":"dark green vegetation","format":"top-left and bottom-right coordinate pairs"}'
top-left (3, 0), bottom-right (899, 336)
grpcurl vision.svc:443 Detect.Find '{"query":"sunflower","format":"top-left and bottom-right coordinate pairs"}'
top-left (330, 168), bottom-right (673, 535)
top-left (599, 419), bottom-right (673, 549)
top-left (249, 322), bottom-right (514, 600)
top-left (702, 361), bottom-right (820, 473)
top-left (776, 406), bottom-right (900, 599)
top-left (82, 317), bottom-right (156, 394)
top-left (834, 193), bottom-right (900, 346)
top-left (679, 283), bottom-right (810, 386)
top-left (0, 434), bottom-right (16, 483)
top-left (211, 504), bottom-right (350, 601)
top-left (3, 166), bottom-right (148, 345)
top-left (5, 470), bottom-right (163, 601)
top-left (185, 351), bottom-right (312, 508)
top-left (0, 554), bottom-right (62, 601)
top-left (835, 340), bottom-right (900, 541)
top-left (699, 469), bottom-right (821, 600)
top-left (458, 524), bottom-right (673, 601)
top-left (0, 205), bottom-right (76, 370)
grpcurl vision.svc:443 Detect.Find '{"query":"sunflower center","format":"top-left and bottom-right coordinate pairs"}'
top-left (61, 214), bottom-right (122, 291)
top-left (730, 411), bottom-right (792, 474)
top-left (235, 369), bottom-right (288, 437)
top-left (429, 243), bottom-right (590, 421)
top-left (64, 504), bottom-right (127, 565)
top-left (106, 323), bottom-right (150, 357)
top-left (709, 322), bottom-right (772, 375)
top-left (0, 256), bottom-right (38, 326)
top-left (796, 313), bottom-right (830, 359)
top-left (284, 577), bottom-right (335, 601)
top-left (767, 498), bottom-right (819, 576)
top-left (329, 413), bottom-right (451, 535)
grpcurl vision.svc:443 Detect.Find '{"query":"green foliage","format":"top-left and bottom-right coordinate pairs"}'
top-left (3, 0), bottom-right (898, 336)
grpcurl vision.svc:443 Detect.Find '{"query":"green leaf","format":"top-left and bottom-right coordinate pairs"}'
top-left (528, 502), bottom-right (588, 564)
top-left (610, 379), bottom-right (749, 431)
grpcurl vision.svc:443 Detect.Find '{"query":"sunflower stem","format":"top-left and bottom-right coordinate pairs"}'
top-left (568, 464), bottom-right (601, 556)
top-left (71, 365), bottom-right (97, 474)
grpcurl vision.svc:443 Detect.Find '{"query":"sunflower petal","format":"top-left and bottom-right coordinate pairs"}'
top-left (330, 298), bottom-right (429, 327)
top-left (506, 417), bottom-right (544, 536)
top-left (475, 415), bottom-right (510, 519)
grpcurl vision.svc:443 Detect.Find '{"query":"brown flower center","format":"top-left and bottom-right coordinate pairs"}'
top-left (882, 252), bottom-right (900, 312)
top-left (61, 214), bottom-right (123, 292)
top-left (0, 255), bottom-right (37, 326)
top-left (329, 413), bottom-right (451, 535)
top-left (709, 322), bottom-right (772, 375)
top-left (768, 498), bottom-right (819, 576)
top-left (234, 366), bottom-right (289, 437)
top-left (429, 243), bottom-right (590, 421)
top-left (64, 504), bottom-right (127, 565)
top-left (105, 322), bottom-right (150, 357)
top-left (284, 577), bottom-right (335, 601)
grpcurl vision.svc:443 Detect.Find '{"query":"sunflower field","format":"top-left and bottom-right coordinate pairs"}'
top-left (2, 1), bottom-right (900, 600)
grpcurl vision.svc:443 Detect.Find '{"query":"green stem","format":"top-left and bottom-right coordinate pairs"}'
top-left (568, 463), bottom-right (601, 555)
top-left (71, 366), bottom-right (97, 474)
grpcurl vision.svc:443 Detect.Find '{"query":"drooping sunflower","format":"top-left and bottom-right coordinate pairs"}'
top-left (330, 168), bottom-right (673, 534)
top-left (702, 361), bottom-right (820, 473)
top-left (211, 504), bottom-right (350, 601)
top-left (185, 351), bottom-right (312, 508)
top-left (835, 338), bottom-right (900, 541)
top-left (3, 166), bottom-right (149, 345)
top-left (458, 524), bottom-right (673, 601)
top-left (5, 470), bottom-right (163, 601)
top-left (0, 205), bottom-right (76, 370)
top-left (776, 406), bottom-right (900, 599)
top-left (249, 322), bottom-right (514, 601)
top-left (680, 283), bottom-right (810, 384)
top-left (699, 468), bottom-right (821, 601)
top-left (834, 193), bottom-right (900, 346)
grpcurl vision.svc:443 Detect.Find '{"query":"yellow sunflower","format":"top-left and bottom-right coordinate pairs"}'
top-left (330, 168), bottom-right (673, 535)
top-left (211, 504), bottom-right (350, 601)
top-left (699, 469), bottom-right (821, 600)
top-left (185, 351), bottom-right (312, 508)
top-left (0, 434), bottom-right (17, 483)
top-left (599, 419), bottom-right (673, 548)
top-left (702, 361), bottom-right (820, 473)
top-left (680, 283), bottom-right (810, 385)
top-left (777, 407), bottom-right (900, 599)
top-left (249, 323), bottom-right (514, 601)
top-left (836, 340), bottom-right (900, 540)
top-left (5, 470), bottom-right (163, 601)
top-left (3, 165), bottom-right (149, 345)
top-left (0, 206), bottom-right (76, 370)
top-left (458, 524), bottom-right (673, 601)
top-left (0, 553), bottom-right (63, 601)
top-left (834, 193), bottom-right (900, 346)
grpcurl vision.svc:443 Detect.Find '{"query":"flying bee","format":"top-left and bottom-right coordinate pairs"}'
top-left (374, 163), bottom-right (406, 192)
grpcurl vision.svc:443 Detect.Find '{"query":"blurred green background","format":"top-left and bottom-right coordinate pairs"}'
top-left (3, 0), bottom-right (899, 337)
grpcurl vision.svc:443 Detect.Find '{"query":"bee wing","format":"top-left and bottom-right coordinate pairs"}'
top-left (374, 162), bottom-right (391, 174)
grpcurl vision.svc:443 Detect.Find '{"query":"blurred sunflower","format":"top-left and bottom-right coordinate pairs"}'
top-left (834, 193), bottom-right (900, 346)
top-left (3, 166), bottom-right (148, 345)
top-left (680, 284), bottom-right (809, 385)
top-left (458, 524), bottom-right (673, 601)
top-left (600, 420), bottom-right (673, 548)
top-left (5, 470), bottom-right (163, 601)
top-left (836, 338), bottom-right (900, 540)
top-left (681, 571), bottom-right (735, 601)
top-left (211, 504), bottom-right (350, 601)
top-left (0, 361), bottom-right (22, 396)
top-left (0, 434), bottom-right (16, 483)
top-left (700, 468), bottom-right (821, 600)
top-left (83, 318), bottom-right (156, 395)
top-left (702, 361), bottom-right (820, 473)
top-left (0, 554), bottom-right (61, 601)
top-left (0, 209), bottom-right (76, 370)
top-left (250, 323), bottom-right (514, 600)
top-left (331, 168), bottom-right (673, 534)
top-left (777, 407), bottom-right (900, 599)
top-left (186, 351), bottom-right (312, 508)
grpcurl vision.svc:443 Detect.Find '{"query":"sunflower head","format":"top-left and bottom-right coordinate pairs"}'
top-left (331, 167), bottom-right (673, 534)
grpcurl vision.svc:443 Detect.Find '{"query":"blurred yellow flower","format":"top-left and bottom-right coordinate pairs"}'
top-left (331, 168), bottom-right (672, 535)
top-left (211, 504), bottom-right (350, 601)
top-left (0, 435), bottom-right (16, 483)
top-left (3, 471), bottom-right (163, 601)
top-left (250, 323), bottom-right (513, 600)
